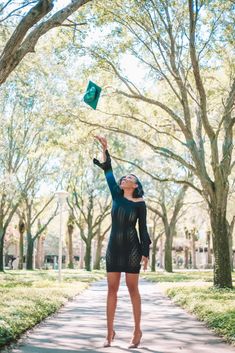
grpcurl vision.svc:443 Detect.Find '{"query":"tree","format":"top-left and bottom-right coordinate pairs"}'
top-left (184, 226), bottom-right (199, 269)
top-left (23, 193), bottom-right (58, 270)
top-left (11, 107), bottom-right (59, 270)
top-left (0, 101), bottom-right (37, 271)
top-left (93, 222), bottom-right (111, 270)
top-left (67, 168), bottom-right (111, 271)
top-left (148, 185), bottom-right (188, 272)
top-left (76, 0), bottom-right (235, 287)
top-left (148, 211), bottom-right (163, 272)
top-left (0, 0), bottom-right (92, 84)
top-left (35, 219), bottom-right (46, 269)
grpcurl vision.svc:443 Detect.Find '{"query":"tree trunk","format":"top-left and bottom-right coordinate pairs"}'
top-left (67, 225), bottom-right (74, 269)
top-left (41, 235), bottom-right (45, 268)
top-left (164, 233), bottom-right (173, 272)
top-left (26, 234), bottom-right (34, 270)
top-left (159, 234), bottom-right (163, 268)
top-left (93, 236), bottom-right (103, 270)
top-left (35, 234), bottom-right (45, 269)
top-left (191, 232), bottom-right (197, 269)
top-left (191, 240), bottom-right (196, 269)
top-left (151, 238), bottom-right (158, 272)
top-left (227, 218), bottom-right (235, 271)
top-left (210, 210), bottom-right (232, 288)
top-left (79, 238), bottom-right (84, 269)
top-left (18, 218), bottom-right (25, 270)
top-left (85, 241), bottom-right (92, 271)
top-left (0, 228), bottom-right (4, 272)
top-left (184, 247), bottom-right (189, 268)
top-left (18, 231), bottom-right (24, 270)
top-left (206, 230), bottom-right (212, 269)
top-left (228, 233), bottom-right (233, 271)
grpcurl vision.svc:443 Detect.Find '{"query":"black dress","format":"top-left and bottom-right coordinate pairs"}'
top-left (94, 150), bottom-right (151, 273)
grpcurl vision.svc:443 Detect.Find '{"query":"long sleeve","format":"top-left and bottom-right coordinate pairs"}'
top-left (93, 149), bottom-right (120, 199)
top-left (138, 202), bottom-right (152, 257)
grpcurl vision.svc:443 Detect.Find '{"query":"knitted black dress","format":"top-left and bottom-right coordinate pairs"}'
top-left (94, 150), bottom-right (151, 273)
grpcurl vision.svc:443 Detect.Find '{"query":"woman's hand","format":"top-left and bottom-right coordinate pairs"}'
top-left (141, 256), bottom-right (148, 271)
top-left (94, 135), bottom-right (109, 164)
top-left (94, 135), bottom-right (107, 151)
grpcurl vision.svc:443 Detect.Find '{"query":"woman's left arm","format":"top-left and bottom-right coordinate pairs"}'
top-left (138, 202), bottom-right (152, 258)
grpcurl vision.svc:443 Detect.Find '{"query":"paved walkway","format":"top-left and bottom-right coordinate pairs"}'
top-left (2, 277), bottom-right (235, 353)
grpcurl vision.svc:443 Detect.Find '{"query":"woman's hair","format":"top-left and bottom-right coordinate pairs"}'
top-left (118, 174), bottom-right (144, 198)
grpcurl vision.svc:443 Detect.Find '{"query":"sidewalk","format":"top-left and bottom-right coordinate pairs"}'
top-left (2, 277), bottom-right (235, 353)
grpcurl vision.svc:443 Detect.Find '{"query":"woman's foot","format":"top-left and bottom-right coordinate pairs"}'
top-left (103, 330), bottom-right (116, 348)
top-left (128, 330), bottom-right (142, 349)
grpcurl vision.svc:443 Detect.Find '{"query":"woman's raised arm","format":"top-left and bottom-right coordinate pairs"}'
top-left (93, 136), bottom-right (120, 199)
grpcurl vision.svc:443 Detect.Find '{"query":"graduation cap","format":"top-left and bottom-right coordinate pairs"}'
top-left (83, 81), bottom-right (102, 110)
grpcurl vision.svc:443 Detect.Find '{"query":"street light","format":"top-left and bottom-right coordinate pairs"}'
top-left (55, 190), bottom-right (69, 282)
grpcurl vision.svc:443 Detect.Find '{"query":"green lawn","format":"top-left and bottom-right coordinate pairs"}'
top-left (0, 269), bottom-right (105, 348)
top-left (142, 270), bottom-right (215, 283)
top-left (142, 270), bottom-right (235, 345)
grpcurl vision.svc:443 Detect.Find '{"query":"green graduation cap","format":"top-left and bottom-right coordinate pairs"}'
top-left (83, 80), bottom-right (102, 110)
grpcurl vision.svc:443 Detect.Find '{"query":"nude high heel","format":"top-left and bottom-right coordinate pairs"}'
top-left (128, 330), bottom-right (142, 349)
top-left (103, 330), bottom-right (116, 348)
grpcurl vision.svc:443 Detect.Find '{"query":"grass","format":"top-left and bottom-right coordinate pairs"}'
top-left (142, 270), bottom-right (235, 345)
top-left (142, 270), bottom-right (214, 283)
top-left (0, 269), bottom-right (105, 348)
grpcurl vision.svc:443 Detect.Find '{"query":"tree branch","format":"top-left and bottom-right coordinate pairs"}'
top-left (72, 187), bottom-right (88, 224)
top-left (230, 160), bottom-right (235, 173)
top-left (170, 185), bottom-right (188, 228)
top-left (115, 89), bottom-right (188, 133)
top-left (76, 115), bottom-right (197, 172)
top-left (188, 0), bottom-right (215, 141)
top-left (31, 195), bottom-right (54, 226)
top-left (0, 0), bottom-right (14, 14)
top-left (33, 204), bottom-right (59, 240)
top-left (97, 109), bottom-right (186, 146)
top-left (113, 155), bottom-right (203, 196)
top-left (220, 78), bottom-right (235, 173)
top-left (0, 0), bottom-right (54, 62)
top-left (0, 1), bottom-right (38, 23)
top-left (0, 0), bottom-right (92, 84)
top-left (147, 204), bottom-right (164, 219)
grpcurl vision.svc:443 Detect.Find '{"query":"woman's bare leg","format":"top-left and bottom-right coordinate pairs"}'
top-left (106, 272), bottom-right (121, 341)
top-left (125, 273), bottom-right (142, 340)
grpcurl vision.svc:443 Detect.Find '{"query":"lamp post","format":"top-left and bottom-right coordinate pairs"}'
top-left (55, 190), bottom-right (69, 282)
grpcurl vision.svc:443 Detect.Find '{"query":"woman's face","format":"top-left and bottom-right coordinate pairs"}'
top-left (120, 174), bottom-right (138, 190)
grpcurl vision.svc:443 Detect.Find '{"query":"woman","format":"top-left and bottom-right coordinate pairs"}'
top-left (93, 136), bottom-right (151, 349)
